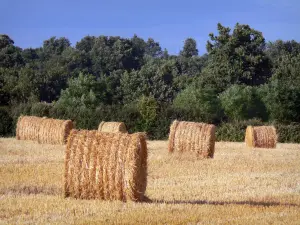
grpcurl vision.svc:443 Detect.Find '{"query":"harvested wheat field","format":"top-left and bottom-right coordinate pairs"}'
top-left (0, 138), bottom-right (300, 224)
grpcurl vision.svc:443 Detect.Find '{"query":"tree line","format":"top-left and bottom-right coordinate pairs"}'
top-left (1, 22), bottom-right (300, 141)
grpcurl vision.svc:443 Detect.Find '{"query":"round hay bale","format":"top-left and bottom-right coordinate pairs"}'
top-left (245, 125), bottom-right (277, 148)
top-left (16, 115), bottom-right (73, 145)
top-left (98, 121), bottom-right (127, 133)
top-left (38, 118), bottom-right (74, 145)
top-left (168, 120), bottom-right (216, 159)
top-left (15, 116), bottom-right (46, 141)
top-left (245, 126), bottom-right (254, 147)
top-left (64, 130), bottom-right (147, 202)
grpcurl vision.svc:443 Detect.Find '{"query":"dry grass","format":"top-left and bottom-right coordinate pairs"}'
top-left (245, 125), bottom-right (277, 148)
top-left (0, 138), bottom-right (300, 224)
top-left (64, 130), bottom-right (147, 201)
top-left (168, 120), bottom-right (216, 158)
top-left (98, 121), bottom-right (127, 133)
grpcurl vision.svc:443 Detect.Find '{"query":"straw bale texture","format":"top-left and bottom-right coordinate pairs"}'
top-left (168, 120), bottom-right (216, 158)
top-left (16, 116), bottom-right (73, 145)
top-left (245, 125), bottom-right (277, 148)
top-left (98, 121), bottom-right (127, 133)
top-left (16, 116), bottom-right (45, 141)
top-left (38, 118), bottom-right (73, 144)
top-left (64, 130), bottom-right (147, 202)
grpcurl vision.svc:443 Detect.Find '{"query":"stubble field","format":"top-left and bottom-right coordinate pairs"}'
top-left (0, 138), bottom-right (300, 224)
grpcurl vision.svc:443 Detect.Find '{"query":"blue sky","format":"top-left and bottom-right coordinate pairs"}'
top-left (1, 0), bottom-right (300, 55)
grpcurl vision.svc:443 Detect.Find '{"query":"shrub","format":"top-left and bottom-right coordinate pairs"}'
top-left (220, 85), bottom-right (267, 121)
top-left (216, 119), bottom-right (264, 142)
top-left (173, 85), bottom-right (223, 123)
top-left (275, 123), bottom-right (300, 143)
top-left (30, 102), bottom-right (53, 117)
top-left (0, 107), bottom-right (13, 136)
top-left (137, 95), bottom-right (158, 131)
top-left (260, 81), bottom-right (300, 123)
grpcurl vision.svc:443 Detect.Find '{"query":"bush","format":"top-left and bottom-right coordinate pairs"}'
top-left (275, 123), bottom-right (300, 143)
top-left (173, 85), bottom-right (223, 123)
top-left (137, 95), bottom-right (158, 131)
top-left (220, 85), bottom-right (268, 121)
top-left (260, 81), bottom-right (300, 123)
top-left (0, 107), bottom-right (13, 136)
top-left (216, 119), bottom-right (264, 142)
top-left (9, 102), bottom-right (32, 136)
top-left (30, 102), bottom-right (53, 117)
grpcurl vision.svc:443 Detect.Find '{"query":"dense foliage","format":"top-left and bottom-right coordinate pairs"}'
top-left (1, 23), bottom-right (300, 142)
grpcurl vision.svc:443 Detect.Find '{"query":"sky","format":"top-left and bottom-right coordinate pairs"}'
top-left (1, 0), bottom-right (300, 55)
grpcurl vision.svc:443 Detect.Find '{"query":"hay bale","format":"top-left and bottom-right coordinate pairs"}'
top-left (64, 130), bottom-right (147, 202)
top-left (38, 118), bottom-right (73, 145)
top-left (168, 120), bottom-right (216, 159)
top-left (16, 116), bottom-right (45, 141)
top-left (16, 115), bottom-right (73, 145)
top-left (98, 121), bottom-right (127, 133)
top-left (245, 125), bottom-right (277, 148)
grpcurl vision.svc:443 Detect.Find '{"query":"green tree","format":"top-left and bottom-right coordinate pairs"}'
top-left (43, 37), bottom-right (71, 57)
top-left (0, 67), bottom-right (39, 104)
top-left (180, 38), bottom-right (198, 58)
top-left (75, 35), bottom-right (96, 52)
top-left (219, 85), bottom-right (267, 121)
top-left (261, 54), bottom-right (300, 122)
top-left (202, 23), bottom-right (271, 92)
top-left (137, 95), bottom-right (158, 131)
top-left (0, 34), bottom-right (24, 68)
top-left (56, 72), bottom-right (105, 109)
top-left (120, 59), bottom-right (179, 103)
top-left (265, 40), bottom-right (300, 66)
top-left (145, 38), bottom-right (162, 58)
top-left (0, 35), bottom-right (14, 49)
top-left (173, 83), bottom-right (223, 123)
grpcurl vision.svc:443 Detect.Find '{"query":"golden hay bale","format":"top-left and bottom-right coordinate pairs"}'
top-left (245, 125), bottom-right (277, 148)
top-left (16, 116), bottom-right (46, 141)
top-left (38, 118), bottom-right (73, 145)
top-left (64, 130), bottom-right (147, 202)
top-left (98, 121), bottom-right (127, 133)
top-left (168, 120), bottom-right (216, 159)
top-left (16, 115), bottom-right (73, 145)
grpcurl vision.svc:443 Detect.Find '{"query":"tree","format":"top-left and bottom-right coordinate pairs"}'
top-left (0, 34), bottom-right (14, 49)
top-left (56, 72), bottom-right (105, 109)
top-left (261, 54), bottom-right (300, 122)
top-left (173, 83), bottom-right (223, 123)
top-left (202, 23), bottom-right (271, 92)
top-left (265, 40), bottom-right (300, 66)
top-left (120, 59), bottom-right (178, 103)
top-left (219, 85), bottom-right (267, 121)
top-left (180, 38), bottom-right (198, 58)
top-left (0, 35), bottom-right (24, 68)
top-left (137, 95), bottom-right (158, 131)
top-left (75, 35), bottom-right (96, 52)
top-left (145, 38), bottom-right (162, 58)
top-left (43, 37), bottom-right (71, 57)
top-left (0, 67), bottom-right (40, 104)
